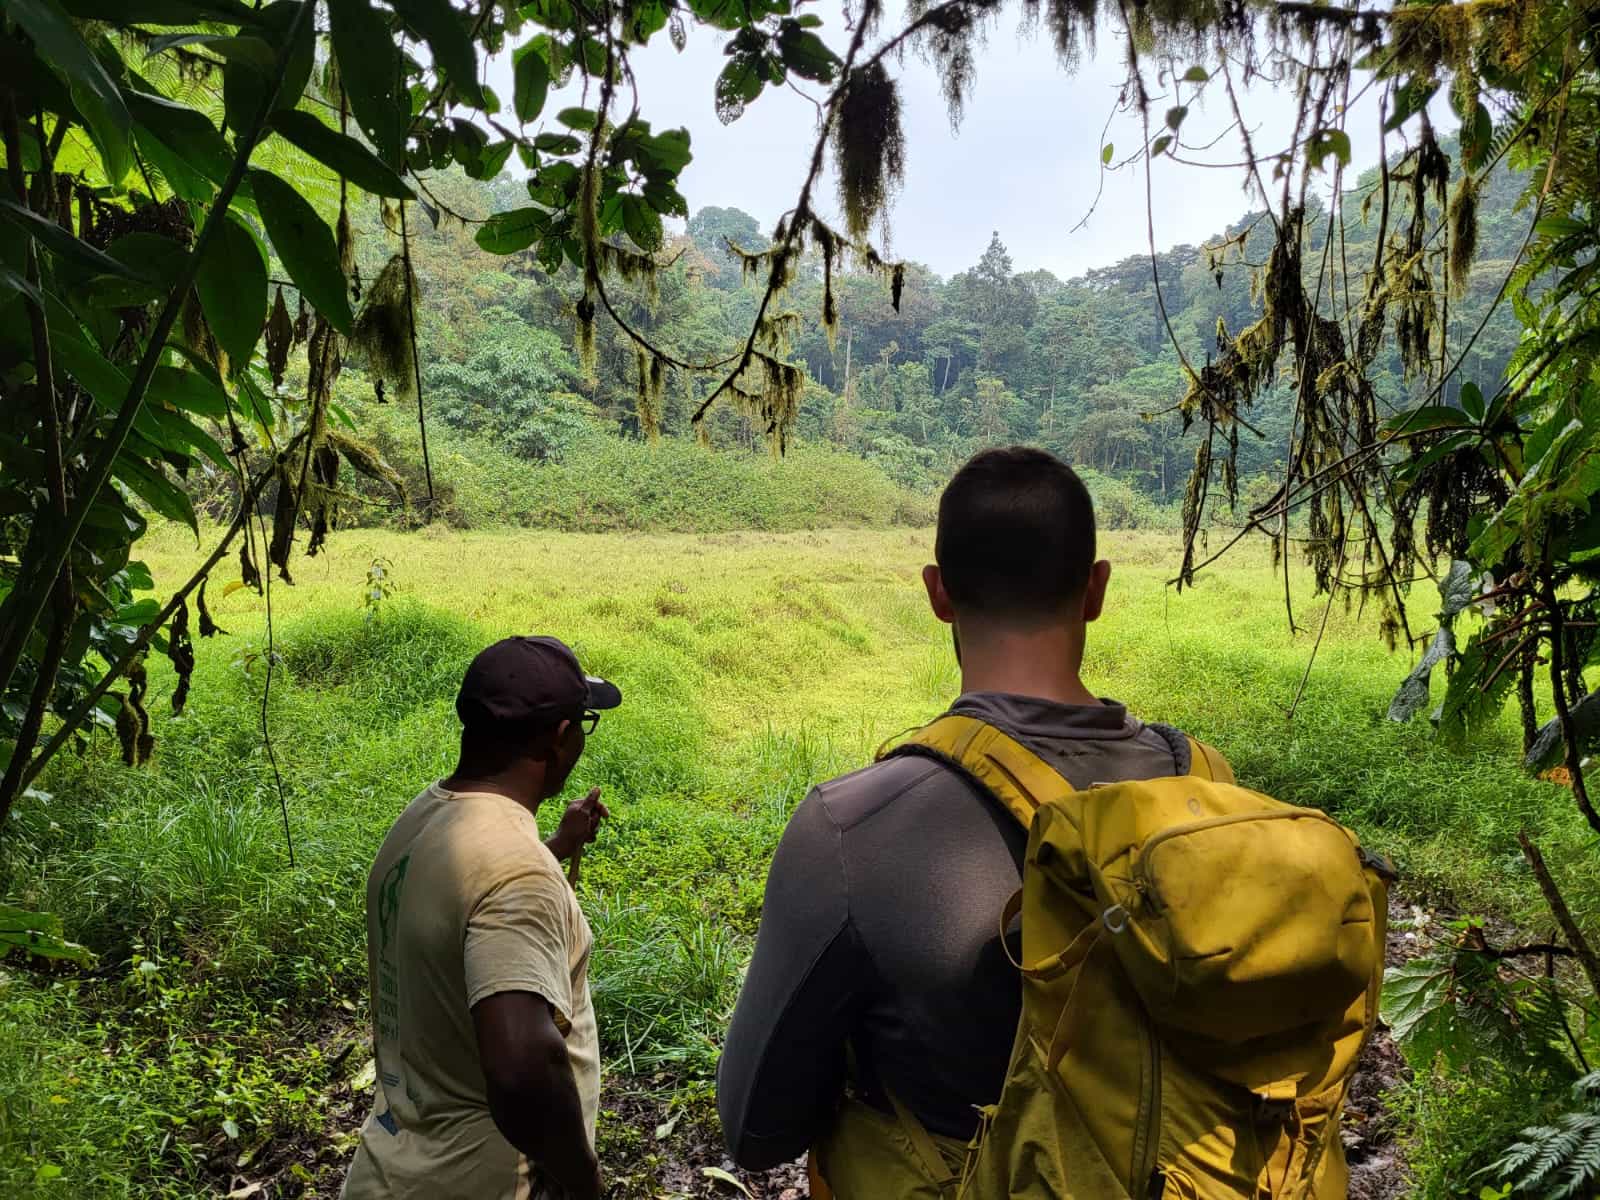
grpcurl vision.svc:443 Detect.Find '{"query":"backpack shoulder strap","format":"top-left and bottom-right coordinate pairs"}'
top-left (879, 714), bottom-right (1071, 830)
top-left (1184, 735), bottom-right (1236, 785)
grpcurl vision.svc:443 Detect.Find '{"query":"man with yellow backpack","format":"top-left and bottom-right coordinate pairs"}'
top-left (717, 446), bottom-right (1394, 1199)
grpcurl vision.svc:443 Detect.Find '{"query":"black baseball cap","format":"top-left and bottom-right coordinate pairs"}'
top-left (455, 636), bottom-right (622, 732)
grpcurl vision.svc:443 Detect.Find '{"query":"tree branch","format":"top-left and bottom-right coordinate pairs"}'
top-left (1518, 831), bottom-right (1600, 1002)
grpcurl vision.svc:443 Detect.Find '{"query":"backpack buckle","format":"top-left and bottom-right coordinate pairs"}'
top-left (1358, 845), bottom-right (1400, 882)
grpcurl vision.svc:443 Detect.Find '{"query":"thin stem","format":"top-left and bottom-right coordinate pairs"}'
top-left (398, 199), bottom-right (434, 517)
top-left (0, 609), bottom-right (67, 827)
top-left (17, 439), bottom-right (303, 796)
top-left (1518, 831), bottom-right (1600, 1002)
top-left (1541, 571), bottom-right (1600, 838)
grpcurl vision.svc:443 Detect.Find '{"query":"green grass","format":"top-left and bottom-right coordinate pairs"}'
top-left (0, 525), bottom-right (1594, 1196)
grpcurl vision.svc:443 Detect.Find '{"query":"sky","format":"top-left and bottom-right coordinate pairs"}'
top-left (485, 7), bottom-right (1441, 282)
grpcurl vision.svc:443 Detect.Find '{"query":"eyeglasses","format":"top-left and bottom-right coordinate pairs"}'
top-left (579, 710), bottom-right (601, 735)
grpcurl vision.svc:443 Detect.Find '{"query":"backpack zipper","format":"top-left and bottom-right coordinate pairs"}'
top-left (1132, 1000), bottom-right (1161, 1189)
top-left (1134, 808), bottom-right (1351, 912)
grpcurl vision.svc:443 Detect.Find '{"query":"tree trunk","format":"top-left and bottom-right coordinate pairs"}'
top-left (843, 327), bottom-right (853, 405)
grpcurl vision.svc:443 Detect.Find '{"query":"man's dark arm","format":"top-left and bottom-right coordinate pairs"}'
top-left (473, 990), bottom-right (600, 1200)
top-left (717, 791), bottom-right (868, 1170)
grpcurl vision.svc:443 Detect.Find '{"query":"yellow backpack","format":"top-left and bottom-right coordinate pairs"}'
top-left (814, 715), bottom-right (1394, 1200)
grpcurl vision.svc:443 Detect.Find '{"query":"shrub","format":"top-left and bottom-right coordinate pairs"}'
top-left (347, 395), bottom-right (931, 532)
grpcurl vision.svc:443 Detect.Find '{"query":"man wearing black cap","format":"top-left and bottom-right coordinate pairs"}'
top-left (342, 636), bottom-right (621, 1200)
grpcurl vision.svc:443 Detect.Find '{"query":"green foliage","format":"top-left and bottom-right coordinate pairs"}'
top-left (1484, 1074), bottom-right (1600, 1200)
top-left (0, 901), bottom-right (91, 965)
top-left (356, 404), bottom-right (934, 532)
top-left (2, 528), bottom-right (1596, 1194)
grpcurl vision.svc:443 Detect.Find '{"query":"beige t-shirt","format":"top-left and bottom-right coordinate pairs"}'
top-left (341, 783), bottom-right (599, 1200)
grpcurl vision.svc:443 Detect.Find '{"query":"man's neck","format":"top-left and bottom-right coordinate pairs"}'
top-left (439, 769), bottom-right (543, 817)
top-left (954, 623), bottom-right (1100, 708)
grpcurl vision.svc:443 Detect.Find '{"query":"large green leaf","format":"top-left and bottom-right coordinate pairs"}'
top-left (61, 0), bottom-right (257, 19)
top-left (471, 139), bottom-right (515, 182)
top-left (1381, 959), bottom-right (1455, 1056)
top-left (43, 303), bottom-right (197, 452)
top-left (126, 90), bottom-right (233, 188)
top-left (0, 199), bottom-right (147, 281)
top-left (145, 405), bottom-right (231, 472)
top-left (222, 1), bottom-right (314, 137)
top-left (390, 0), bottom-right (487, 109)
top-left (135, 126), bottom-right (213, 202)
top-left (1383, 404), bottom-right (1475, 435)
top-left (148, 364), bottom-right (230, 419)
top-left (0, 264), bottom-right (42, 307)
top-left (1387, 624), bottom-right (1454, 723)
top-left (104, 231), bottom-right (188, 292)
top-left (1523, 689), bottom-right (1600, 774)
top-left (475, 206), bottom-right (550, 254)
top-left (249, 169), bottom-right (353, 334)
top-left (327, 0), bottom-right (406, 168)
top-left (716, 51), bottom-right (766, 123)
top-left (4, 0), bottom-right (133, 186)
top-left (0, 904), bottom-right (92, 966)
top-left (268, 110), bottom-right (414, 199)
top-left (619, 193), bottom-right (663, 252)
top-left (195, 212), bottom-right (269, 370)
top-left (513, 40), bottom-right (550, 124)
top-left (637, 128), bottom-right (691, 176)
top-left (774, 21), bottom-right (839, 84)
top-left (113, 452), bottom-right (198, 533)
top-left (146, 32), bottom-right (277, 71)
top-left (1385, 76), bottom-right (1439, 132)
top-left (1437, 629), bottom-right (1519, 746)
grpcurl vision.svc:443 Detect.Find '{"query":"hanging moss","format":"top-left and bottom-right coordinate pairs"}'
top-left (635, 349), bottom-right (660, 440)
top-left (833, 62), bottom-right (906, 238)
top-left (180, 289), bottom-right (224, 376)
top-left (575, 293), bottom-right (598, 379)
top-left (337, 198), bottom-right (356, 282)
top-left (598, 242), bottom-right (660, 304)
top-left (329, 430), bottom-right (408, 504)
top-left (114, 656), bottom-right (152, 766)
top-left (305, 443), bottom-right (341, 557)
top-left (1448, 173), bottom-right (1479, 298)
top-left (350, 255), bottom-right (417, 402)
top-left (815, 219), bottom-right (839, 349)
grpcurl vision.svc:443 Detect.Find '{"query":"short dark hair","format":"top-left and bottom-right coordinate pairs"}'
top-left (935, 447), bottom-right (1097, 622)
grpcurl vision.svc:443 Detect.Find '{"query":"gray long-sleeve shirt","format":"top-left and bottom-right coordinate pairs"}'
top-left (717, 691), bottom-right (1195, 1171)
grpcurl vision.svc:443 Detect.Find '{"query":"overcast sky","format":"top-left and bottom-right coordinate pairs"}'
top-left (486, 8), bottom-right (1440, 281)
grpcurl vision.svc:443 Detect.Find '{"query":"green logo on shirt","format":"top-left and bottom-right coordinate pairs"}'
top-left (378, 854), bottom-right (410, 955)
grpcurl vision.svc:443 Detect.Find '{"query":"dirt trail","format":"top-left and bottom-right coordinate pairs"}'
top-left (225, 896), bottom-right (1424, 1199)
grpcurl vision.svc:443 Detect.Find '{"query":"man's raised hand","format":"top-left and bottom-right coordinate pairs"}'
top-left (546, 787), bottom-right (608, 863)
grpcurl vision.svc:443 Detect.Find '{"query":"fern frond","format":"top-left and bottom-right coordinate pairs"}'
top-left (1550, 1114), bottom-right (1600, 1199)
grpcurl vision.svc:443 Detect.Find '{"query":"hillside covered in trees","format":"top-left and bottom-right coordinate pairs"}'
top-left (346, 139), bottom-right (1528, 519)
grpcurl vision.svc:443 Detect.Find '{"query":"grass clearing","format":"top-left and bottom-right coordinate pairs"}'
top-left (0, 525), bottom-right (1593, 1197)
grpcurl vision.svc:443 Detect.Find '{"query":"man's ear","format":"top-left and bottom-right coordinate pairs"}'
top-left (923, 563), bottom-right (956, 624)
top-left (537, 719), bottom-right (573, 760)
top-left (1080, 560), bottom-right (1112, 623)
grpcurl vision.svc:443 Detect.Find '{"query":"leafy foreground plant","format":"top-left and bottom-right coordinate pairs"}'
top-left (1482, 1072), bottom-right (1600, 1200)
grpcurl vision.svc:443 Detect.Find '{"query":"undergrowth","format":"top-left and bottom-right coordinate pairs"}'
top-left (0, 527), bottom-right (1592, 1197)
